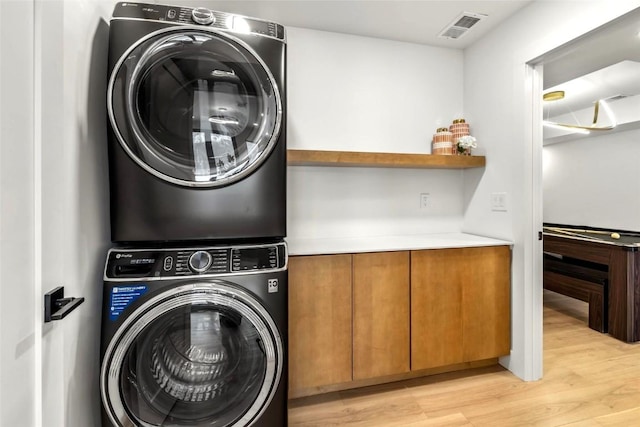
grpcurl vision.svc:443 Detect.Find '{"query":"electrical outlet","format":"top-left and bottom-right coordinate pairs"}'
top-left (420, 193), bottom-right (430, 209)
top-left (491, 192), bottom-right (507, 212)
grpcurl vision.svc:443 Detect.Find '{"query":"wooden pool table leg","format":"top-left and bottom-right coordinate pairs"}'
top-left (607, 250), bottom-right (640, 342)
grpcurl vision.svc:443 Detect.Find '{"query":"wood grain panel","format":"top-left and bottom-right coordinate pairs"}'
top-left (353, 251), bottom-right (410, 380)
top-left (633, 252), bottom-right (640, 342)
top-left (608, 249), bottom-right (632, 341)
top-left (287, 149), bottom-right (486, 169)
top-left (461, 246), bottom-right (511, 361)
top-left (411, 249), bottom-right (463, 370)
top-left (288, 255), bottom-right (353, 394)
top-left (544, 234), bottom-right (611, 264)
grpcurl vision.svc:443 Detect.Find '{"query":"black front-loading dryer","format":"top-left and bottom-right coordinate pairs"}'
top-left (107, 2), bottom-right (286, 243)
top-left (100, 242), bottom-right (288, 426)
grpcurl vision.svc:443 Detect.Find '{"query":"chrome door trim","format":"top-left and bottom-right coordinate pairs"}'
top-left (107, 26), bottom-right (283, 188)
top-left (100, 282), bottom-right (283, 427)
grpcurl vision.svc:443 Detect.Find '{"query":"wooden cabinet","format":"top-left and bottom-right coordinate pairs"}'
top-left (411, 246), bottom-right (511, 371)
top-left (353, 251), bottom-right (410, 380)
top-left (288, 245), bottom-right (511, 397)
top-left (288, 255), bottom-right (352, 394)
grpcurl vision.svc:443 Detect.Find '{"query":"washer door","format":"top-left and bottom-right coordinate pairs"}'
top-left (101, 282), bottom-right (283, 427)
top-left (108, 27), bottom-right (282, 187)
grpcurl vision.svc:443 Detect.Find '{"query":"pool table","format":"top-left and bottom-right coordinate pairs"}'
top-left (543, 223), bottom-right (640, 343)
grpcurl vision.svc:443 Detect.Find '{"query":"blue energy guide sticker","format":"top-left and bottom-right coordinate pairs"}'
top-left (109, 284), bottom-right (148, 321)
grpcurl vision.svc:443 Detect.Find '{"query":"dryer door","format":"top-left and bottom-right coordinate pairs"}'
top-left (101, 282), bottom-right (283, 427)
top-left (108, 27), bottom-right (282, 187)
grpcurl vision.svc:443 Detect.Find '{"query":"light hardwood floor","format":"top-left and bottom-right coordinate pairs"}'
top-left (288, 290), bottom-right (640, 426)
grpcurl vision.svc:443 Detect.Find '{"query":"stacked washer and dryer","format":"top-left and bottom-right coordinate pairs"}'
top-left (100, 2), bottom-right (288, 426)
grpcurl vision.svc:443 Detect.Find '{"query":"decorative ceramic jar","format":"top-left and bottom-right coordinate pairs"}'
top-left (450, 118), bottom-right (470, 155)
top-left (432, 127), bottom-right (453, 155)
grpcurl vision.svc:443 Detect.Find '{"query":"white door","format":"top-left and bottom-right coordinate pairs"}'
top-left (0, 1), bottom-right (37, 425)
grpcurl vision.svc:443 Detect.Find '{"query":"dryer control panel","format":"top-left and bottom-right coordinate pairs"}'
top-left (105, 242), bottom-right (287, 280)
top-left (112, 2), bottom-right (286, 41)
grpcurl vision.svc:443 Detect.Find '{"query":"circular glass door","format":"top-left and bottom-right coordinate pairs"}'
top-left (108, 27), bottom-right (282, 187)
top-left (101, 283), bottom-right (283, 427)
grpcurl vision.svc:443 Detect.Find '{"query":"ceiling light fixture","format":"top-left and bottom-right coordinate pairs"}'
top-left (543, 122), bottom-right (590, 135)
top-left (543, 90), bottom-right (565, 101)
top-left (543, 92), bottom-right (617, 134)
top-left (598, 98), bottom-right (617, 127)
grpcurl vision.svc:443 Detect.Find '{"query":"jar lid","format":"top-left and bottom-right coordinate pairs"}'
top-left (452, 118), bottom-right (466, 124)
top-left (436, 127), bottom-right (449, 132)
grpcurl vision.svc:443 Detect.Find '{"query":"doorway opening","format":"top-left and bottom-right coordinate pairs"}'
top-left (531, 7), bottom-right (640, 353)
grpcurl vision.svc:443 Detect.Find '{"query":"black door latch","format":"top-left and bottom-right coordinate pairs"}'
top-left (44, 286), bottom-right (85, 323)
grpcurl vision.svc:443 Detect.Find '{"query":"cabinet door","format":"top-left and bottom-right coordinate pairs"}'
top-left (288, 255), bottom-right (352, 395)
top-left (353, 251), bottom-right (410, 380)
top-left (461, 246), bottom-right (511, 361)
top-left (411, 246), bottom-right (511, 371)
top-left (411, 249), bottom-right (463, 370)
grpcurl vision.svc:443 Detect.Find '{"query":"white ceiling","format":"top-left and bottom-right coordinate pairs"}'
top-left (174, 0), bottom-right (534, 48)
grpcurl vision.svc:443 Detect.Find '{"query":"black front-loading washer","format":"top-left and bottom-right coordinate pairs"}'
top-left (106, 2), bottom-right (286, 243)
top-left (100, 241), bottom-right (288, 426)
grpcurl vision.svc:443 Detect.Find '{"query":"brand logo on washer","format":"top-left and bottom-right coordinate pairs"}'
top-left (268, 279), bottom-right (278, 293)
top-left (115, 253), bottom-right (133, 259)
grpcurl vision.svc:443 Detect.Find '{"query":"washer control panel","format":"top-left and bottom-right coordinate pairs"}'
top-left (105, 242), bottom-right (287, 280)
top-left (112, 2), bottom-right (285, 41)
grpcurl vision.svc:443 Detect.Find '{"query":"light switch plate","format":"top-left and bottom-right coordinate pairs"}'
top-left (491, 192), bottom-right (507, 212)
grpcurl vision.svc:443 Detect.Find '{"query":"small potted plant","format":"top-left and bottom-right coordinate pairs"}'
top-left (456, 135), bottom-right (477, 155)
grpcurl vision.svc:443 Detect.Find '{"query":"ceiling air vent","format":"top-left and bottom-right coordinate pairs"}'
top-left (438, 12), bottom-right (487, 40)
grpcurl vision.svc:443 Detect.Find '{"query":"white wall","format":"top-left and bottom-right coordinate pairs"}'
top-left (463, 0), bottom-right (640, 381)
top-left (289, 166), bottom-right (465, 239)
top-left (60, 2), bottom-right (113, 425)
top-left (287, 27), bottom-right (464, 153)
top-left (287, 27), bottom-right (465, 239)
top-left (544, 129), bottom-right (640, 230)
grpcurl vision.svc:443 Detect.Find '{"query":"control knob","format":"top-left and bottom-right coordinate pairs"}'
top-left (189, 251), bottom-right (212, 273)
top-left (191, 7), bottom-right (215, 25)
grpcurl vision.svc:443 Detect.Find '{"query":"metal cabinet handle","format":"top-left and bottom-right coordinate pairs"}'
top-left (44, 286), bottom-right (85, 323)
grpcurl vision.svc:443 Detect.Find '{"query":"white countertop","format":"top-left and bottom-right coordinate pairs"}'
top-left (286, 233), bottom-right (513, 256)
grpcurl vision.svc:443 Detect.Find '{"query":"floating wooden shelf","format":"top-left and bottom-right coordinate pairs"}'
top-left (287, 149), bottom-right (486, 169)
